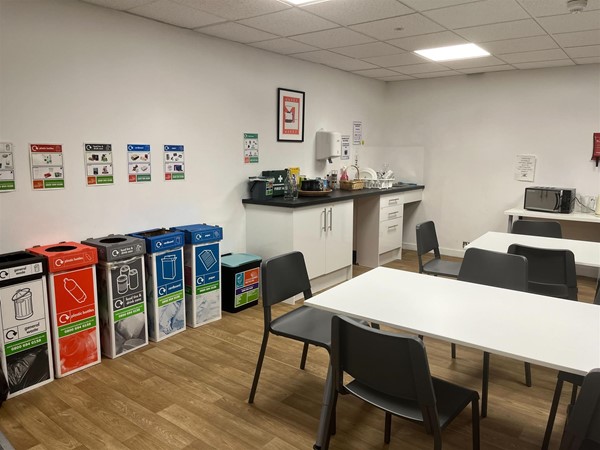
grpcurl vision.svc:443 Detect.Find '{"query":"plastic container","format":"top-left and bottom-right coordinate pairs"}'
top-left (82, 234), bottom-right (148, 358)
top-left (0, 251), bottom-right (54, 397)
top-left (26, 242), bottom-right (101, 378)
top-left (128, 229), bottom-right (185, 342)
top-left (172, 224), bottom-right (223, 327)
top-left (221, 253), bottom-right (261, 313)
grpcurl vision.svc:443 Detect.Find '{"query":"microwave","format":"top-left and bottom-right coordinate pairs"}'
top-left (524, 187), bottom-right (576, 213)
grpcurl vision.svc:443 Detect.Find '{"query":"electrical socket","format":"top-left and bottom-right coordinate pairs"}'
top-left (462, 241), bottom-right (470, 248)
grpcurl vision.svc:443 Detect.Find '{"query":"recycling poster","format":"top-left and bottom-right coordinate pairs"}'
top-left (164, 145), bottom-right (185, 181)
top-left (243, 133), bottom-right (259, 164)
top-left (30, 144), bottom-right (65, 190)
top-left (84, 143), bottom-right (113, 186)
top-left (0, 142), bottom-right (15, 192)
top-left (127, 144), bottom-right (151, 183)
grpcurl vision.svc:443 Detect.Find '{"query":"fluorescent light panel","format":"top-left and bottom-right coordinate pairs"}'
top-left (285, 0), bottom-right (329, 4)
top-left (414, 43), bottom-right (490, 62)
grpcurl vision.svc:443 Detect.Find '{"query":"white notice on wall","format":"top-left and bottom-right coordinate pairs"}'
top-left (514, 154), bottom-right (536, 182)
top-left (341, 135), bottom-right (350, 160)
top-left (352, 121), bottom-right (362, 145)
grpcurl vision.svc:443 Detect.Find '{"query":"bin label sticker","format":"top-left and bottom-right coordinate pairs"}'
top-left (127, 144), bottom-right (151, 183)
top-left (0, 142), bottom-right (16, 192)
top-left (234, 268), bottom-right (259, 308)
top-left (0, 262), bottom-right (43, 281)
top-left (184, 243), bottom-right (220, 326)
top-left (51, 267), bottom-right (99, 375)
top-left (0, 279), bottom-right (52, 394)
top-left (30, 144), bottom-right (65, 190)
top-left (84, 143), bottom-right (113, 186)
top-left (149, 249), bottom-right (184, 339)
top-left (164, 145), bottom-right (185, 181)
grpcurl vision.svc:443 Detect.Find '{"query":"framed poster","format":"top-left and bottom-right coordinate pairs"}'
top-left (277, 88), bottom-right (305, 142)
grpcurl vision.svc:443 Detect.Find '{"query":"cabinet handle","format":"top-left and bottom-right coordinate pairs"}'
top-left (328, 207), bottom-right (333, 231)
top-left (388, 211), bottom-right (398, 219)
top-left (388, 198), bottom-right (399, 206)
top-left (322, 208), bottom-right (327, 232)
top-left (388, 224), bottom-right (398, 231)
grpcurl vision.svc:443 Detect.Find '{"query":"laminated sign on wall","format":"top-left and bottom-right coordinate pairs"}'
top-left (30, 144), bottom-right (65, 190)
top-left (0, 142), bottom-right (15, 192)
top-left (128, 144), bottom-right (151, 183)
top-left (84, 143), bottom-right (113, 186)
top-left (164, 145), bottom-right (185, 181)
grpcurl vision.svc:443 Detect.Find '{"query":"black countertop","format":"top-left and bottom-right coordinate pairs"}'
top-left (242, 184), bottom-right (424, 208)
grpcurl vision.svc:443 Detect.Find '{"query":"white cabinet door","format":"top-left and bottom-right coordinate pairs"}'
top-left (293, 205), bottom-right (327, 279)
top-left (325, 201), bottom-right (353, 273)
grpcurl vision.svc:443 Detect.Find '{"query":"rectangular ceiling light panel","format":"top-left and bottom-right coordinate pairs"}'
top-left (414, 43), bottom-right (490, 61)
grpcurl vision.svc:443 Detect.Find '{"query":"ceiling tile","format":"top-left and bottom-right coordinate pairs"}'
top-left (81, 0), bottom-right (153, 10)
top-left (362, 52), bottom-right (429, 67)
top-left (352, 68), bottom-right (402, 78)
top-left (379, 74), bottom-right (416, 81)
top-left (172, 0), bottom-right (290, 20)
top-left (332, 42), bottom-right (403, 58)
top-left (564, 45), bottom-right (600, 58)
top-left (249, 38), bottom-right (318, 54)
top-left (412, 70), bottom-right (462, 78)
top-left (480, 35), bottom-right (558, 54)
top-left (456, 19), bottom-right (546, 42)
top-left (238, 8), bottom-right (338, 36)
top-left (422, 0), bottom-right (529, 29)
top-left (195, 22), bottom-right (278, 43)
top-left (387, 31), bottom-right (468, 51)
top-left (128, 0), bottom-right (225, 28)
top-left (441, 55), bottom-right (506, 68)
top-left (574, 56), bottom-right (600, 64)
top-left (516, 0), bottom-right (600, 18)
top-left (301, 0), bottom-right (414, 26)
top-left (499, 48), bottom-right (568, 63)
top-left (512, 59), bottom-right (576, 69)
top-left (391, 62), bottom-right (451, 74)
top-left (292, 50), bottom-right (378, 71)
top-left (538, 10), bottom-right (600, 34)
top-left (554, 30), bottom-right (600, 47)
top-left (458, 64), bottom-right (515, 73)
top-left (349, 13), bottom-right (444, 41)
top-left (290, 28), bottom-right (375, 48)
top-left (399, 0), bottom-right (482, 12)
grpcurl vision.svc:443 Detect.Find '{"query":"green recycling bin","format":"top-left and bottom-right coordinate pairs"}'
top-left (221, 253), bottom-right (261, 313)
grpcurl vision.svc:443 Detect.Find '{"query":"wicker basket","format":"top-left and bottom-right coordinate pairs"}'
top-left (340, 179), bottom-right (364, 191)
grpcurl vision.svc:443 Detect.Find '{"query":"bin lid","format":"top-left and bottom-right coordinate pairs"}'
top-left (82, 234), bottom-right (146, 262)
top-left (221, 253), bottom-right (262, 268)
top-left (0, 251), bottom-right (47, 285)
top-left (128, 228), bottom-right (184, 254)
top-left (171, 224), bottom-right (223, 244)
top-left (26, 242), bottom-right (98, 273)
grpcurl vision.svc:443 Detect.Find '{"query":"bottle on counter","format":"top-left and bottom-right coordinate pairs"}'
top-left (284, 169), bottom-right (298, 200)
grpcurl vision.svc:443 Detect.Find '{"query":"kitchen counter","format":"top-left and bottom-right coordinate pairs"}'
top-left (242, 184), bottom-right (424, 208)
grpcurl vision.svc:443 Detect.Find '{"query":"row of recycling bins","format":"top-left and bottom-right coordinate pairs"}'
top-left (0, 224), bottom-right (262, 400)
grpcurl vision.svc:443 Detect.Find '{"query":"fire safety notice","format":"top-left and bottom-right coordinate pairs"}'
top-left (30, 144), bottom-right (65, 190)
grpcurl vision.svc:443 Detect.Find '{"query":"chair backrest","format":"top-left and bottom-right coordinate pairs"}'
top-left (507, 244), bottom-right (577, 300)
top-left (458, 247), bottom-right (528, 292)
top-left (261, 251), bottom-right (312, 309)
top-left (511, 220), bottom-right (563, 238)
top-left (559, 368), bottom-right (600, 450)
top-left (416, 221), bottom-right (441, 272)
top-left (331, 315), bottom-right (437, 407)
top-left (595, 278), bottom-right (600, 306)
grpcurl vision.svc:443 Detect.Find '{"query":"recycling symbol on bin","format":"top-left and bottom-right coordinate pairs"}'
top-left (235, 273), bottom-right (244, 288)
top-left (197, 276), bottom-right (204, 285)
top-left (158, 287), bottom-right (167, 296)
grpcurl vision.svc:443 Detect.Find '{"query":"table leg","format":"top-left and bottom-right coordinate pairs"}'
top-left (507, 214), bottom-right (514, 232)
top-left (314, 364), bottom-right (334, 450)
top-left (482, 352), bottom-right (490, 418)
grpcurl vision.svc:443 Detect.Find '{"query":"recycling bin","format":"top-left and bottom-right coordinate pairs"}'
top-left (221, 253), bottom-right (261, 313)
top-left (82, 234), bottom-right (148, 358)
top-left (0, 251), bottom-right (54, 397)
top-left (129, 229), bottom-right (185, 342)
top-left (27, 242), bottom-right (101, 378)
top-left (172, 224), bottom-right (223, 328)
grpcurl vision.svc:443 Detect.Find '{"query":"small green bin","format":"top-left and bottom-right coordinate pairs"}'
top-left (221, 253), bottom-right (261, 313)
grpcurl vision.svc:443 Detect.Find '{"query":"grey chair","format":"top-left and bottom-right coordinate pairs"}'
top-left (416, 221), bottom-right (462, 278)
top-left (559, 368), bottom-right (600, 450)
top-left (511, 220), bottom-right (562, 238)
top-left (507, 244), bottom-right (578, 300)
top-left (321, 315), bottom-right (480, 450)
top-left (248, 251), bottom-right (336, 404)
top-left (458, 247), bottom-right (530, 418)
top-left (595, 278), bottom-right (600, 305)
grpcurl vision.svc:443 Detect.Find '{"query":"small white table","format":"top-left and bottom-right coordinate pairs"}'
top-left (504, 208), bottom-right (600, 231)
top-left (306, 267), bottom-right (600, 449)
top-left (466, 231), bottom-right (600, 268)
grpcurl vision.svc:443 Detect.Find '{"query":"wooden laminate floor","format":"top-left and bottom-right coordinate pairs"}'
top-left (0, 250), bottom-right (597, 450)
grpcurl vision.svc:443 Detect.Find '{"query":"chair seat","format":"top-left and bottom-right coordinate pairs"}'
top-left (270, 305), bottom-right (335, 349)
top-left (345, 377), bottom-right (478, 429)
top-left (423, 258), bottom-right (462, 278)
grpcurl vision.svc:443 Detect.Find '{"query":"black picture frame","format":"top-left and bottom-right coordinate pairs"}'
top-left (277, 88), bottom-right (305, 142)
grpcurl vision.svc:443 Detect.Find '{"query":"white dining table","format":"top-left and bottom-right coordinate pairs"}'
top-left (466, 231), bottom-right (600, 268)
top-left (305, 267), bottom-right (600, 449)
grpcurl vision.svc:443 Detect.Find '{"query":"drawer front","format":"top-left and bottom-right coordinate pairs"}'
top-left (379, 217), bottom-right (403, 254)
top-left (380, 204), bottom-right (403, 223)
top-left (380, 195), bottom-right (403, 208)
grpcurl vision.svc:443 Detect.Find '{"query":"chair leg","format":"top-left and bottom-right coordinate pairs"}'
top-left (542, 377), bottom-right (564, 450)
top-left (524, 362), bottom-right (532, 387)
top-left (300, 342), bottom-right (309, 370)
top-left (248, 330), bottom-right (270, 404)
top-left (451, 343), bottom-right (456, 359)
top-left (315, 364), bottom-right (335, 450)
top-left (472, 398), bottom-right (481, 450)
top-left (384, 412), bottom-right (392, 444)
top-left (482, 352), bottom-right (490, 418)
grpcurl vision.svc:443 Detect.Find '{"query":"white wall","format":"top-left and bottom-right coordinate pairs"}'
top-left (0, 0), bottom-right (387, 254)
top-left (383, 66), bottom-right (600, 253)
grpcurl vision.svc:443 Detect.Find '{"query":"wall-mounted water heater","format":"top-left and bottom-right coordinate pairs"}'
top-left (316, 130), bottom-right (341, 163)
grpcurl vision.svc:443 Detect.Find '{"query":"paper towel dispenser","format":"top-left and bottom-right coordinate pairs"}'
top-left (316, 130), bottom-right (341, 162)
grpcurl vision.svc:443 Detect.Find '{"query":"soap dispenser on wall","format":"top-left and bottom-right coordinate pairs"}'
top-left (316, 130), bottom-right (341, 163)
